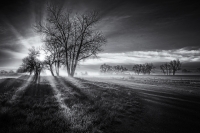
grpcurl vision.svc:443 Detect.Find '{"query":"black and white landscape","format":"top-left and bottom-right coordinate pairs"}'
top-left (0, 0), bottom-right (200, 133)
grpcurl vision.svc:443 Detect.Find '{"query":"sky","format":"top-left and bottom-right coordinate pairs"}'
top-left (0, 0), bottom-right (200, 72)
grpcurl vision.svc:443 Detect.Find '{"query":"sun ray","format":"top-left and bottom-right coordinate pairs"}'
top-left (46, 76), bottom-right (71, 118)
top-left (9, 75), bottom-right (33, 103)
top-left (5, 21), bottom-right (30, 49)
top-left (63, 76), bottom-right (85, 88)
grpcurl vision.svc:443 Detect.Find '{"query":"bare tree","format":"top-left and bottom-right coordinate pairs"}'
top-left (35, 4), bottom-right (106, 77)
top-left (170, 59), bottom-right (181, 75)
top-left (35, 12), bottom-right (64, 76)
top-left (145, 63), bottom-right (155, 75)
top-left (160, 63), bottom-right (171, 75)
top-left (133, 64), bottom-right (142, 75)
top-left (160, 64), bottom-right (166, 75)
top-left (133, 63), bottom-right (155, 75)
top-left (42, 37), bottom-right (58, 76)
top-left (65, 11), bottom-right (106, 77)
top-left (18, 47), bottom-right (43, 83)
top-left (160, 60), bottom-right (181, 75)
top-left (100, 64), bottom-right (128, 74)
top-left (43, 55), bottom-right (55, 76)
top-left (100, 64), bottom-right (112, 74)
top-left (163, 63), bottom-right (171, 75)
top-left (21, 56), bottom-right (35, 75)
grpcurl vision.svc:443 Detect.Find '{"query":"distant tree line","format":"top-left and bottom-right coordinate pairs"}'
top-left (132, 63), bottom-right (155, 75)
top-left (100, 64), bottom-right (128, 74)
top-left (100, 63), bottom-right (155, 75)
top-left (160, 59), bottom-right (181, 75)
top-left (100, 60), bottom-right (183, 76)
top-left (0, 70), bottom-right (15, 74)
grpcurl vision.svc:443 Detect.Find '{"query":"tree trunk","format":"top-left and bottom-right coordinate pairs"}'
top-left (71, 69), bottom-right (75, 77)
top-left (57, 61), bottom-right (60, 76)
top-left (55, 64), bottom-right (59, 76)
top-left (71, 58), bottom-right (79, 77)
top-left (65, 52), bottom-right (71, 77)
top-left (50, 65), bottom-right (54, 76)
top-left (34, 68), bottom-right (38, 83)
top-left (55, 62), bottom-right (58, 76)
top-left (173, 70), bottom-right (175, 75)
top-left (38, 71), bottom-right (41, 84)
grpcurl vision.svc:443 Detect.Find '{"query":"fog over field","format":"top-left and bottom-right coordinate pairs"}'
top-left (0, 0), bottom-right (200, 133)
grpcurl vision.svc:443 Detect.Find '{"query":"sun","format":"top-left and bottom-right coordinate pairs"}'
top-left (38, 50), bottom-right (45, 61)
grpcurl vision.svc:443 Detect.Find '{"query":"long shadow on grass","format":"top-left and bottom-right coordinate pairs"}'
top-left (0, 75), bottom-right (30, 94)
top-left (0, 75), bottom-right (31, 106)
top-left (55, 77), bottom-right (94, 105)
top-left (0, 81), bottom-right (70, 133)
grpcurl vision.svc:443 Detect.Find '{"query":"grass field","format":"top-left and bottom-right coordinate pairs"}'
top-left (0, 75), bottom-right (143, 133)
top-left (0, 75), bottom-right (200, 133)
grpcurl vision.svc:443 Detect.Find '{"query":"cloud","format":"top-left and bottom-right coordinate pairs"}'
top-left (0, 49), bottom-right (27, 60)
top-left (0, 26), bottom-right (8, 34)
top-left (80, 48), bottom-right (200, 65)
top-left (0, 49), bottom-right (26, 68)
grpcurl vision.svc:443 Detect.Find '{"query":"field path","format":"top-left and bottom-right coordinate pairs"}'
top-left (83, 77), bottom-right (200, 133)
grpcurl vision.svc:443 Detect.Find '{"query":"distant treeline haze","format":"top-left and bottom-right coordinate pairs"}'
top-left (100, 59), bottom-right (182, 75)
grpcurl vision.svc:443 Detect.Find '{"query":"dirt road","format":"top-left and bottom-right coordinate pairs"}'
top-left (83, 77), bottom-right (200, 133)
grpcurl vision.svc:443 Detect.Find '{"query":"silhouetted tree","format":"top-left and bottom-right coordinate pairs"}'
top-left (133, 63), bottom-right (155, 75)
top-left (100, 64), bottom-right (112, 73)
top-left (160, 64), bottom-right (166, 75)
top-left (33, 60), bottom-right (44, 83)
top-left (164, 63), bottom-right (172, 75)
top-left (21, 56), bottom-right (35, 75)
top-left (42, 39), bottom-right (58, 76)
top-left (170, 59), bottom-right (181, 75)
top-left (133, 64), bottom-right (142, 75)
top-left (18, 47), bottom-right (44, 83)
top-left (160, 60), bottom-right (181, 75)
top-left (35, 4), bottom-right (106, 77)
top-left (145, 63), bottom-right (155, 75)
top-left (112, 65), bottom-right (128, 74)
top-left (160, 63), bottom-right (171, 75)
top-left (100, 64), bottom-right (127, 74)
